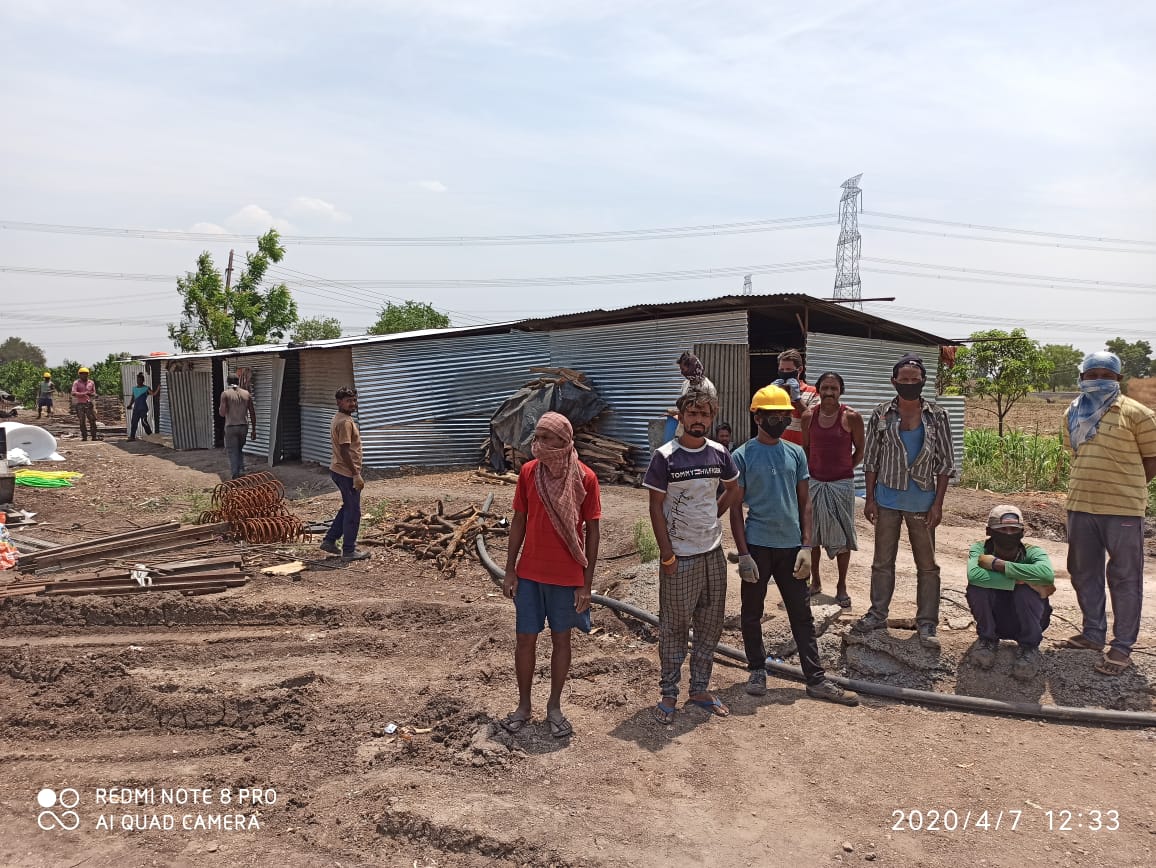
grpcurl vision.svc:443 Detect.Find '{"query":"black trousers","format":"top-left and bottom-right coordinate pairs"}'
top-left (741, 545), bottom-right (826, 685)
top-left (130, 406), bottom-right (152, 438)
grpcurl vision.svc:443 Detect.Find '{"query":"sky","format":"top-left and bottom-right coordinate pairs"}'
top-left (1, 0), bottom-right (1154, 365)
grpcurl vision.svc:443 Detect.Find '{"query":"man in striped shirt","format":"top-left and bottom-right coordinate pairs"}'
top-left (1059, 351), bottom-right (1156, 676)
top-left (852, 354), bottom-right (955, 649)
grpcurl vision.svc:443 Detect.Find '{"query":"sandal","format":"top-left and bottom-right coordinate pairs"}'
top-left (498, 711), bottom-right (530, 733)
top-left (1059, 635), bottom-right (1104, 651)
top-left (545, 708), bottom-right (573, 739)
top-left (686, 695), bottom-right (730, 717)
top-left (651, 699), bottom-right (676, 726)
top-left (1094, 654), bottom-right (1132, 677)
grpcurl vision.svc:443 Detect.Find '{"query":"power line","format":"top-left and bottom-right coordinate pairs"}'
top-left (861, 257), bottom-right (1155, 290)
top-left (864, 211), bottom-right (1156, 247)
top-left (860, 266), bottom-right (1153, 297)
top-left (861, 223), bottom-right (1156, 255)
top-left (0, 214), bottom-right (837, 247)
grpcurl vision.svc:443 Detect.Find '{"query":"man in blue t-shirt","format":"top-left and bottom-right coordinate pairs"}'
top-left (126, 372), bottom-right (157, 441)
top-left (643, 388), bottom-right (740, 725)
top-left (729, 385), bottom-right (858, 706)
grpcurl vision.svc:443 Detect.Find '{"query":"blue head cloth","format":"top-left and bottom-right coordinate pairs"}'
top-left (1079, 352), bottom-right (1121, 375)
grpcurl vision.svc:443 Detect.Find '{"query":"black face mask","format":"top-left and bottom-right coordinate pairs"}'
top-left (759, 418), bottom-right (790, 439)
top-left (895, 381), bottom-right (923, 401)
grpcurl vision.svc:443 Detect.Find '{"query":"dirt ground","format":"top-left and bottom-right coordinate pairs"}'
top-left (963, 397), bottom-right (1066, 436)
top-left (1, 412), bottom-right (1154, 867)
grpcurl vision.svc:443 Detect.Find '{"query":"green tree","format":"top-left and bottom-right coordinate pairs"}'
top-left (91, 352), bottom-right (133, 398)
top-left (1041, 344), bottom-right (1082, 390)
top-left (52, 360), bottom-right (82, 399)
top-left (367, 300), bottom-right (450, 336)
top-left (0, 360), bottom-right (43, 403)
top-left (291, 316), bottom-right (343, 342)
top-left (944, 328), bottom-right (1054, 437)
top-left (1105, 337), bottom-right (1152, 380)
top-left (0, 336), bottom-right (47, 369)
top-left (168, 230), bottom-right (299, 351)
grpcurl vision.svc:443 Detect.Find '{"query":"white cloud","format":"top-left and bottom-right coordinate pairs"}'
top-left (224, 204), bottom-right (294, 234)
top-left (189, 221), bottom-right (228, 234)
top-left (289, 196), bottom-right (350, 222)
top-left (415, 180), bottom-right (449, 193)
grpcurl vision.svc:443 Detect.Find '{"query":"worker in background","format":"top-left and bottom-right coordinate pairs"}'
top-left (501, 412), bottom-right (601, 739)
top-left (730, 385), bottom-right (859, 706)
top-left (126, 372), bottom-right (157, 441)
top-left (966, 505), bottom-right (1054, 680)
top-left (71, 367), bottom-right (99, 441)
top-left (801, 372), bottom-right (864, 608)
top-left (217, 374), bottom-right (256, 479)
top-left (853, 353), bottom-right (954, 649)
top-left (773, 349), bottom-right (820, 446)
top-left (644, 387), bottom-right (739, 724)
top-left (715, 422), bottom-right (733, 451)
top-left (37, 372), bottom-right (56, 419)
top-left (319, 386), bottom-right (370, 562)
top-left (1059, 351), bottom-right (1156, 676)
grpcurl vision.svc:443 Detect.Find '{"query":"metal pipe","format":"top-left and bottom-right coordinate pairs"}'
top-left (475, 501), bottom-right (1156, 727)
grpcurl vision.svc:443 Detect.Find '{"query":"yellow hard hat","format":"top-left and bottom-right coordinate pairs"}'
top-left (750, 384), bottom-right (793, 412)
top-left (43, 371), bottom-right (51, 378)
top-left (78, 367), bottom-right (90, 374)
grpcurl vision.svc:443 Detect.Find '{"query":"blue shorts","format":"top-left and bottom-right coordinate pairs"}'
top-left (514, 577), bottom-right (592, 635)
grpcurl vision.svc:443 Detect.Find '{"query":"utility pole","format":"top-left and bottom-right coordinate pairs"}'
top-left (223, 249), bottom-right (235, 317)
top-left (833, 174), bottom-right (863, 309)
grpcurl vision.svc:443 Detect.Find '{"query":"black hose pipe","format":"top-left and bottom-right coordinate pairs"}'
top-left (475, 496), bottom-right (1156, 727)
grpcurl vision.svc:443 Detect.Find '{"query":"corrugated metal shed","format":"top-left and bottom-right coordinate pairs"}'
top-left (695, 341), bottom-right (750, 447)
top-left (166, 360), bottom-right (214, 450)
top-left (225, 353), bottom-right (281, 462)
top-left (804, 332), bottom-right (963, 491)
top-left (352, 330), bottom-right (548, 467)
top-left (299, 348), bottom-right (354, 465)
top-left (278, 354), bottom-right (301, 461)
top-left (549, 311), bottom-right (748, 455)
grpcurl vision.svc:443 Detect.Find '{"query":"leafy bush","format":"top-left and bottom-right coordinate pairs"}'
top-left (633, 518), bottom-right (659, 563)
top-left (0, 360), bottom-right (43, 403)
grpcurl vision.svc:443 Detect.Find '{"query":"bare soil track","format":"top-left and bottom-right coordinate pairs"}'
top-left (1, 424), bottom-right (1154, 867)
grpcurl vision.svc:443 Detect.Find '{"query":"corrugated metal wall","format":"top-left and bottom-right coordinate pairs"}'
top-left (299, 348), bottom-right (355, 465)
top-left (549, 312), bottom-right (749, 455)
top-left (279, 354), bottom-right (301, 461)
top-left (804, 332), bottom-right (963, 490)
top-left (120, 362), bottom-right (146, 436)
top-left (695, 341), bottom-right (750, 447)
top-left (352, 331), bottom-right (548, 467)
top-left (167, 361), bottom-right (214, 450)
top-left (226, 354), bottom-right (277, 460)
top-left (158, 364), bottom-right (171, 436)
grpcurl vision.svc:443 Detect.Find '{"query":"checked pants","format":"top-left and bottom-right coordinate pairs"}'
top-left (658, 547), bottom-right (727, 699)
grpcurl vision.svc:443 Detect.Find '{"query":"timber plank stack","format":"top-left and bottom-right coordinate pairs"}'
top-left (13, 521), bottom-right (233, 574)
top-left (0, 555), bottom-right (249, 598)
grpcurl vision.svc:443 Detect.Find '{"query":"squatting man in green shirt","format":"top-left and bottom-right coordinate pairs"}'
top-left (965, 505), bottom-right (1055, 680)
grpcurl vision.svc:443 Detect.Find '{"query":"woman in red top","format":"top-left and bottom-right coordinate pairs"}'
top-left (801, 372), bottom-right (864, 607)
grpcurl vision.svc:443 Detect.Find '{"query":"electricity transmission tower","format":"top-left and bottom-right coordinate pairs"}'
top-left (833, 173), bottom-right (863, 308)
top-left (742, 274), bottom-right (752, 295)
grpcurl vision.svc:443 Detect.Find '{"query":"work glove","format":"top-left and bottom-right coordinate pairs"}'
top-left (782, 378), bottom-right (801, 401)
top-left (792, 548), bottom-right (812, 580)
top-left (737, 553), bottom-right (758, 583)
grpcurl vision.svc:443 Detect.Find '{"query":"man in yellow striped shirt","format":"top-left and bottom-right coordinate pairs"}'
top-left (1061, 351), bottom-right (1156, 675)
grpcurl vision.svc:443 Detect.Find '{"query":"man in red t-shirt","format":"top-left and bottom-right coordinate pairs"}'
top-left (501, 412), bottom-right (601, 739)
top-left (774, 348), bottom-right (820, 446)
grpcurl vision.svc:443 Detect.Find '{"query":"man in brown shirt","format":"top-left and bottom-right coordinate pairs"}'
top-left (320, 386), bottom-right (369, 561)
top-left (218, 374), bottom-right (257, 479)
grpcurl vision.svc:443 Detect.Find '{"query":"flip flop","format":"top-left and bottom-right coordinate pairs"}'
top-left (1059, 635), bottom-right (1104, 651)
top-left (836, 594), bottom-right (852, 609)
top-left (545, 708), bottom-right (573, 739)
top-left (651, 700), bottom-right (676, 725)
top-left (498, 711), bottom-right (530, 733)
top-left (686, 695), bottom-right (730, 717)
top-left (1094, 655), bottom-right (1132, 676)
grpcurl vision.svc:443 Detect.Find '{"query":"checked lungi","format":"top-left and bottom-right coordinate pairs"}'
top-left (810, 477), bottom-right (858, 558)
top-left (658, 547), bottom-right (727, 699)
